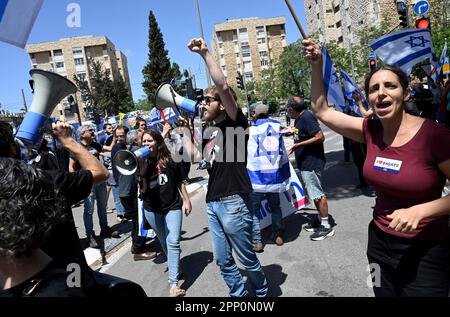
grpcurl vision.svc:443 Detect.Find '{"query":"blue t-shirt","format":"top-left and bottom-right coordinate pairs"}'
top-left (293, 110), bottom-right (325, 171)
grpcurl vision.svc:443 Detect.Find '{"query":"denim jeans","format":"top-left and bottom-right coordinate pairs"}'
top-left (206, 194), bottom-right (268, 297)
top-left (250, 192), bottom-right (284, 244)
top-left (83, 182), bottom-right (108, 237)
top-left (144, 208), bottom-right (182, 286)
top-left (111, 185), bottom-right (124, 216)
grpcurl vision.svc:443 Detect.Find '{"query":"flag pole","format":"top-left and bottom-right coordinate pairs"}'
top-left (284, 0), bottom-right (307, 39)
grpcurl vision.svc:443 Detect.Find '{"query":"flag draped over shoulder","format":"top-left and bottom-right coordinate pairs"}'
top-left (0, 0), bottom-right (43, 48)
top-left (321, 46), bottom-right (346, 112)
top-left (247, 118), bottom-right (290, 193)
top-left (369, 28), bottom-right (439, 76)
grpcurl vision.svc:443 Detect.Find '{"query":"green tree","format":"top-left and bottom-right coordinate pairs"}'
top-left (113, 76), bottom-right (135, 114)
top-left (135, 97), bottom-right (152, 111)
top-left (74, 60), bottom-right (115, 117)
top-left (275, 41), bottom-right (311, 98)
top-left (142, 11), bottom-right (173, 105)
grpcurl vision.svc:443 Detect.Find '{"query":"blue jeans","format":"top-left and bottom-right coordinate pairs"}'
top-left (111, 185), bottom-right (124, 216)
top-left (83, 182), bottom-right (108, 237)
top-left (144, 208), bottom-right (182, 286)
top-left (206, 194), bottom-right (268, 297)
top-left (250, 192), bottom-right (284, 244)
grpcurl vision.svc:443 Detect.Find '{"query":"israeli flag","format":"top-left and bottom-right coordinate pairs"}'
top-left (148, 107), bottom-right (178, 131)
top-left (340, 69), bottom-right (370, 116)
top-left (322, 46), bottom-right (346, 112)
top-left (369, 28), bottom-right (439, 76)
top-left (432, 41), bottom-right (447, 82)
top-left (247, 118), bottom-right (290, 193)
top-left (137, 199), bottom-right (156, 239)
top-left (0, 0), bottom-right (43, 48)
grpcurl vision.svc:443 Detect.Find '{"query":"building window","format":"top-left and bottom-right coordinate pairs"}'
top-left (334, 5), bottom-right (340, 13)
top-left (72, 47), bottom-right (82, 55)
top-left (77, 72), bottom-right (86, 81)
top-left (53, 49), bottom-right (63, 56)
top-left (328, 24), bottom-right (334, 28)
top-left (336, 21), bottom-right (341, 28)
top-left (259, 51), bottom-right (267, 57)
top-left (222, 65), bottom-right (226, 71)
top-left (242, 48), bottom-right (251, 58)
top-left (56, 61), bottom-right (65, 68)
top-left (236, 53), bottom-right (240, 57)
top-left (317, 13), bottom-right (320, 20)
top-left (257, 38), bottom-right (266, 44)
top-left (359, 20), bottom-right (364, 25)
top-left (256, 26), bottom-right (265, 36)
top-left (338, 36), bottom-right (343, 43)
top-left (30, 53), bottom-right (35, 59)
top-left (220, 54), bottom-right (224, 59)
top-left (219, 43), bottom-right (223, 49)
top-left (74, 58), bottom-right (84, 65)
top-left (326, 9), bottom-right (332, 13)
top-left (244, 72), bottom-right (253, 79)
top-left (237, 63), bottom-right (241, 69)
top-left (260, 59), bottom-right (269, 66)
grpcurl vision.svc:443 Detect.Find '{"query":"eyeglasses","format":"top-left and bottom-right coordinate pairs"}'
top-left (204, 96), bottom-right (218, 104)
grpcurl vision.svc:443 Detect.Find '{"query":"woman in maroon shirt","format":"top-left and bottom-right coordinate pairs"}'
top-left (302, 38), bottom-right (450, 297)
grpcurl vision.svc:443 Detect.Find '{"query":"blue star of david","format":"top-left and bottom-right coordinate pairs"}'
top-left (405, 36), bottom-right (429, 48)
top-left (331, 72), bottom-right (339, 84)
top-left (253, 125), bottom-right (283, 165)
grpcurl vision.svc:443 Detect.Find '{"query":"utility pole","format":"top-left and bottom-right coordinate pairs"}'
top-left (195, 0), bottom-right (212, 87)
top-left (21, 89), bottom-right (28, 112)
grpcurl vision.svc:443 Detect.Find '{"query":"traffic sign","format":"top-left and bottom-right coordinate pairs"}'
top-left (443, 57), bottom-right (450, 75)
top-left (413, 0), bottom-right (430, 15)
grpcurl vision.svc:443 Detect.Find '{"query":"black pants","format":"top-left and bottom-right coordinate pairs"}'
top-left (351, 142), bottom-right (367, 186)
top-left (367, 221), bottom-right (450, 297)
top-left (120, 196), bottom-right (146, 254)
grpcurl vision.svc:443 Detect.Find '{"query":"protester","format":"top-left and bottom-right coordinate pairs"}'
top-left (287, 97), bottom-right (334, 241)
top-left (247, 103), bottom-right (289, 251)
top-left (0, 158), bottom-right (88, 297)
top-left (70, 124), bottom-right (118, 248)
top-left (139, 130), bottom-right (191, 297)
top-left (302, 37), bottom-right (450, 297)
top-left (188, 37), bottom-right (268, 297)
top-left (111, 127), bottom-right (157, 261)
top-left (136, 118), bottom-right (148, 131)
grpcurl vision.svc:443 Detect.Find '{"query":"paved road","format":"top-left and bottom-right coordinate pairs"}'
top-left (89, 121), bottom-right (377, 297)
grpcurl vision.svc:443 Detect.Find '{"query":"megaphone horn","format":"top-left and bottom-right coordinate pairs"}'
top-left (154, 83), bottom-right (198, 115)
top-left (16, 69), bottom-right (77, 145)
top-left (113, 147), bottom-right (152, 175)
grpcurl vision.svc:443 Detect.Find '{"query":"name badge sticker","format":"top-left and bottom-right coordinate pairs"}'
top-left (373, 157), bottom-right (403, 174)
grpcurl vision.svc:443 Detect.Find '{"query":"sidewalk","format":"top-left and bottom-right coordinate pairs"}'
top-left (71, 164), bottom-right (208, 268)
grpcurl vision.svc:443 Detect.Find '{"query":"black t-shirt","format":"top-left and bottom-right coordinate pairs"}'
top-left (141, 158), bottom-right (185, 214)
top-left (203, 109), bottom-right (252, 202)
top-left (293, 110), bottom-right (325, 171)
top-left (0, 259), bottom-right (87, 297)
top-left (40, 169), bottom-right (93, 264)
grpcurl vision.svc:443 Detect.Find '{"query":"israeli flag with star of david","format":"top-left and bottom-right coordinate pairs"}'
top-left (369, 29), bottom-right (439, 76)
top-left (247, 118), bottom-right (290, 193)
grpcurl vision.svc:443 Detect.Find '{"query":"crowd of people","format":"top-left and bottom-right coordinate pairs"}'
top-left (1, 35), bottom-right (449, 298)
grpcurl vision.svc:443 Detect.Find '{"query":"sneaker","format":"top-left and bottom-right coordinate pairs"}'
top-left (252, 242), bottom-right (265, 253)
top-left (310, 226), bottom-right (335, 241)
top-left (273, 232), bottom-right (284, 246)
top-left (88, 235), bottom-right (99, 248)
top-left (304, 218), bottom-right (321, 232)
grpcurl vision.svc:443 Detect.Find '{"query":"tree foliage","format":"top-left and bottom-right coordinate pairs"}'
top-left (74, 60), bottom-right (134, 117)
top-left (142, 11), bottom-right (173, 105)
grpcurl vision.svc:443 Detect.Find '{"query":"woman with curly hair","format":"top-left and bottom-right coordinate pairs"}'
top-left (0, 158), bottom-right (85, 297)
top-left (139, 130), bottom-right (192, 297)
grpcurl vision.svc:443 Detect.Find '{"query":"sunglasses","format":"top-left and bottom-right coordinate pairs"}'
top-left (204, 96), bottom-right (218, 104)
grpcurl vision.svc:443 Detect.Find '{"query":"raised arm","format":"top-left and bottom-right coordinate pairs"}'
top-left (353, 92), bottom-right (373, 118)
top-left (302, 38), bottom-right (365, 143)
top-left (188, 38), bottom-right (238, 121)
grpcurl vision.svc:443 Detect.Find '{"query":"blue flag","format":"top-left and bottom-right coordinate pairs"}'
top-left (340, 69), bottom-right (370, 116)
top-left (321, 46), bottom-right (346, 112)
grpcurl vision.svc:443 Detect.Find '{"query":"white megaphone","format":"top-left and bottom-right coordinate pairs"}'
top-left (113, 147), bottom-right (152, 175)
top-left (16, 69), bottom-right (77, 146)
top-left (154, 83), bottom-right (200, 116)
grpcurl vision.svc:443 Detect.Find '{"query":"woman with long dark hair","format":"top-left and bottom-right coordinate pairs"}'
top-left (139, 130), bottom-right (191, 297)
top-left (302, 37), bottom-right (450, 297)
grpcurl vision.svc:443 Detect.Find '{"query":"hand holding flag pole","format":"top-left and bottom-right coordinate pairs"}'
top-left (284, 0), bottom-right (307, 39)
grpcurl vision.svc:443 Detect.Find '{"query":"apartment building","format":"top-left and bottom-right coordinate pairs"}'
top-left (304, 0), bottom-right (398, 49)
top-left (26, 35), bottom-right (132, 121)
top-left (210, 16), bottom-right (287, 87)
